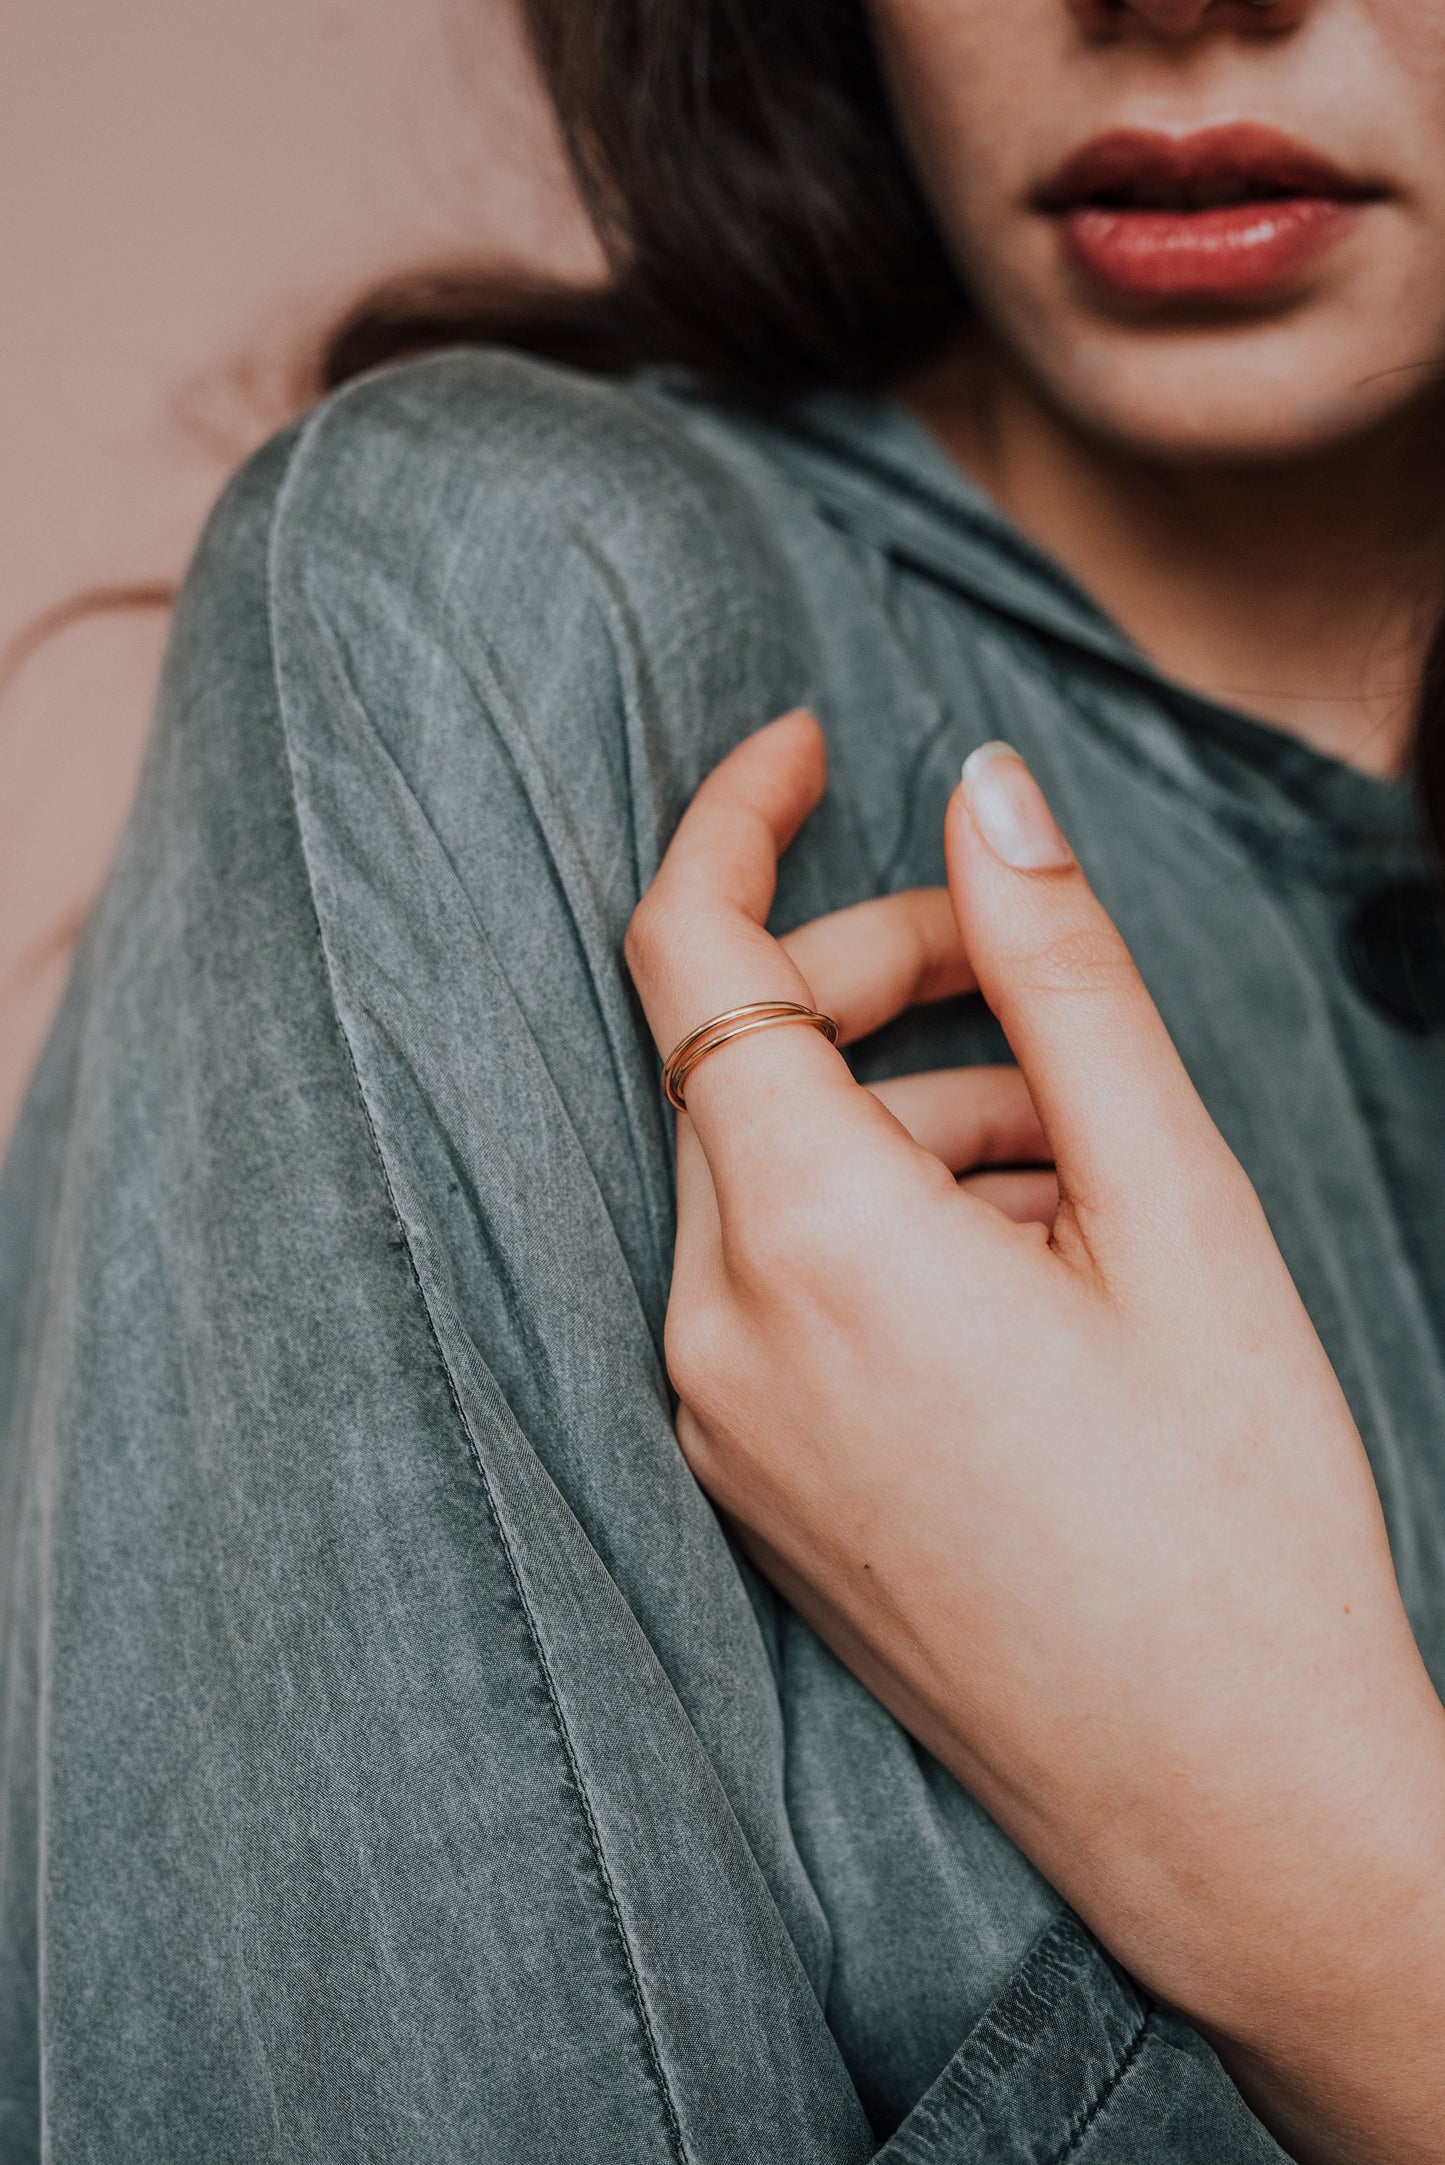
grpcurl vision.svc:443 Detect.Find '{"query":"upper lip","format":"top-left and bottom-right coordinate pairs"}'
top-left (1035, 124), bottom-right (1382, 214)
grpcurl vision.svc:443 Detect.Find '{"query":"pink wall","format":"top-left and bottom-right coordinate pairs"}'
top-left (1, 0), bottom-right (594, 1145)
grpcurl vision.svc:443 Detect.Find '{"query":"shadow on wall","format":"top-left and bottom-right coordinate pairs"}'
top-left (0, 0), bottom-right (596, 1150)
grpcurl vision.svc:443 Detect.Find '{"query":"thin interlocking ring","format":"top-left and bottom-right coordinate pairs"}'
top-left (662, 1001), bottom-right (840, 1111)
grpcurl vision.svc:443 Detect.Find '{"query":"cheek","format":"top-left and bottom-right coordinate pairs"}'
top-left (1367, 3), bottom-right (1445, 228)
top-left (868, 0), bottom-right (1054, 237)
top-left (1377, 0), bottom-right (1445, 84)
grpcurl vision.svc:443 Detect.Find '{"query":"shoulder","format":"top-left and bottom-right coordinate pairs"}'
top-left (185, 352), bottom-right (812, 795)
top-left (286, 345), bottom-right (766, 511)
top-left (269, 351), bottom-right (802, 650)
top-left (172, 351), bottom-right (823, 901)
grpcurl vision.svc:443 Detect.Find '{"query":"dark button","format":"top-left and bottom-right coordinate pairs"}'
top-left (1341, 880), bottom-right (1445, 1032)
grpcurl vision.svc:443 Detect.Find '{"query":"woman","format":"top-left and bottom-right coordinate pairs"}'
top-left (3, 1), bottom-right (1444, 2159)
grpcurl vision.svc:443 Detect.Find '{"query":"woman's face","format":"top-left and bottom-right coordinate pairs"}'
top-left (871, 0), bottom-right (1445, 461)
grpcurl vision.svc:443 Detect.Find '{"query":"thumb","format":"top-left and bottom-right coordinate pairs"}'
top-left (945, 743), bottom-right (1230, 1256)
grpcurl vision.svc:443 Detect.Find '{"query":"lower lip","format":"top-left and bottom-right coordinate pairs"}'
top-left (1059, 196), bottom-right (1362, 300)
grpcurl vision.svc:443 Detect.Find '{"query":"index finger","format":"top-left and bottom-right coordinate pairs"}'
top-left (781, 887), bottom-right (976, 1045)
top-left (624, 713), bottom-right (913, 1186)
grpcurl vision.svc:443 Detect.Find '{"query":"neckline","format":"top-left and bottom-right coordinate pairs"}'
top-left (745, 384), bottom-right (1430, 882)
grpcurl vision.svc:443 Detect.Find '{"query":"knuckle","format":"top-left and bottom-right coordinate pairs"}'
top-left (664, 1292), bottom-right (735, 1416)
top-left (670, 1401), bottom-right (721, 1488)
top-left (726, 1208), bottom-right (805, 1295)
top-left (622, 892), bottom-right (668, 982)
top-left (1021, 923), bottom-right (1136, 999)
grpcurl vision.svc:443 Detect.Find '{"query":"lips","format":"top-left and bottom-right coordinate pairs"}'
top-left (1035, 124), bottom-right (1382, 300)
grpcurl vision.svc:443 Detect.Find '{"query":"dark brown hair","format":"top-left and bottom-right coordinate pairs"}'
top-left (317, 0), bottom-right (961, 399)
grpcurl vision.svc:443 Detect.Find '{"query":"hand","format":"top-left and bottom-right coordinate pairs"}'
top-left (780, 889), bottom-right (1057, 1227)
top-left (625, 711), bottom-right (1445, 2165)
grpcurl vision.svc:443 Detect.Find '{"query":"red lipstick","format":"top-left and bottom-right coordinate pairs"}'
top-left (1036, 125), bottom-right (1381, 301)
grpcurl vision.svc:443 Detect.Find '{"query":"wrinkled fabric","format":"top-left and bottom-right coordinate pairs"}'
top-left (4, 349), bottom-right (1440, 2160)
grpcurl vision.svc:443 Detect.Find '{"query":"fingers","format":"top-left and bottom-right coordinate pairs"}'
top-left (870, 1066), bottom-right (1056, 1226)
top-left (868, 1065), bottom-right (1048, 1172)
top-left (626, 710), bottom-right (836, 1086)
top-left (626, 711), bottom-right (823, 1056)
top-left (781, 889), bottom-right (975, 1045)
top-left (629, 718), bottom-right (973, 1060)
top-left (945, 744), bottom-right (1233, 1252)
top-left (959, 1169), bottom-right (1060, 1228)
top-left (625, 713), bottom-right (914, 1188)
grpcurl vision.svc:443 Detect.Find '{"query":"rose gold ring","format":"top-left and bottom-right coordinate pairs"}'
top-left (662, 1001), bottom-right (839, 1111)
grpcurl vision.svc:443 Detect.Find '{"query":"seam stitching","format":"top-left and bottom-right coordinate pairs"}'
top-left (1045, 2010), bottom-right (1149, 2165)
top-left (262, 407), bottom-right (690, 2165)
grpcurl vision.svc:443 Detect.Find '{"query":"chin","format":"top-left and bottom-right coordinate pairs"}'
top-left (1023, 315), bottom-right (1436, 468)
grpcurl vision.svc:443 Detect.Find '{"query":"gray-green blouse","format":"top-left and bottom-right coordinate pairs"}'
top-left (3, 350), bottom-right (1439, 2162)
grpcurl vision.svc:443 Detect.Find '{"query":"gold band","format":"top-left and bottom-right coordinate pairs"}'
top-left (662, 1000), bottom-right (839, 1111)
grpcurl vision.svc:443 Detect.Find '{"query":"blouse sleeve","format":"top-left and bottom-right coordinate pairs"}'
top-left (0, 357), bottom-right (872, 2165)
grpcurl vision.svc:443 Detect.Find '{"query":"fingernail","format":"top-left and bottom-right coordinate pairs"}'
top-left (961, 744), bottom-right (1075, 871)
